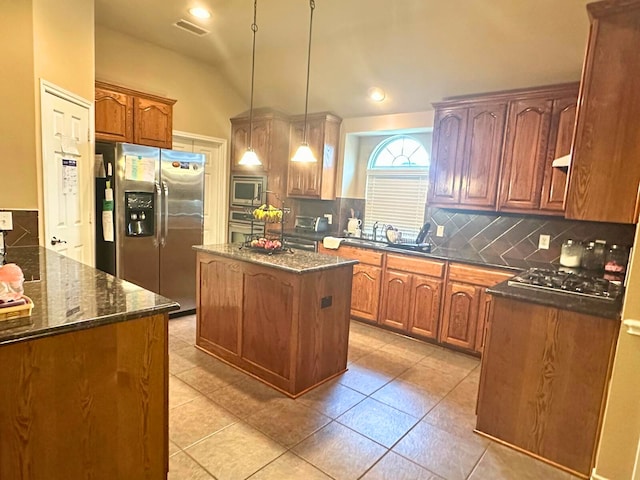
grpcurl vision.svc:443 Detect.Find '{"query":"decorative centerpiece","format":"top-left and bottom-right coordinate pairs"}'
top-left (0, 263), bottom-right (33, 321)
top-left (240, 192), bottom-right (292, 255)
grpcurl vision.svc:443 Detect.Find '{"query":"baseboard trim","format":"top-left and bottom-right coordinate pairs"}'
top-left (591, 469), bottom-right (610, 480)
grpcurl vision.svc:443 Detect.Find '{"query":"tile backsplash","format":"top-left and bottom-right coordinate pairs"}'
top-left (428, 208), bottom-right (635, 264)
top-left (0, 210), bottom-right (39, 247)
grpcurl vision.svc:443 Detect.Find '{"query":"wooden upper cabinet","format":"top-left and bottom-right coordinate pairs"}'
top-left (231, 118), bottom-right (273, 172)
top-left (95, 81), bottom-right (176, 148)
top-left (428, 107), bottom-right (468, 206)
top-left (133, 97), bottom-right (173, 148)
top-left (565, 2), bottom-right (640, 224)
top-left (540, 95), bottom-right (578, 213)
top-left (498, 98), bottom-right (553, 212)
top-left (287, 113), bottom-right (342, 200)
top-left (460, 102), bottom-right (507, 208)
top-left (95, 86), bottom-right (133, 143)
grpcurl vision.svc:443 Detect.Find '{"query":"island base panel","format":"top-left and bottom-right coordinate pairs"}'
top-left (0, 313), bottom-right (168, 480)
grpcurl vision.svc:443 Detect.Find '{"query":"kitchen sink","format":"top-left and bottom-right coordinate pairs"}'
top-left (341, 238), bottom-right (389, 249)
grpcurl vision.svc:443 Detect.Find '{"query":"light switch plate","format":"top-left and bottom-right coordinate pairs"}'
top-left (323, 213), bottom-right (333, 225)
top-left (436, 225), bottom-right (445, 237)
top-left (538, 234), bottom-right (550, 250)
top-left (0, 212), bottom-right (13, 230)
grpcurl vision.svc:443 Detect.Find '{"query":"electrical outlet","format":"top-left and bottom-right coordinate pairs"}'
top-left (323, 213), bottom-right (333, 225)
top-left (0, 212), bottom-right (13, 231)
top-left (436, 225), bottom-right (445, 237)
top-left (538, 234), bottom-right (550, 250)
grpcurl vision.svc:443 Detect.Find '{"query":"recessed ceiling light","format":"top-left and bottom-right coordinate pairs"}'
top-left (368, 87), bottom-right (386, 102)
top-left (189, 7), bottom-right (211, 19)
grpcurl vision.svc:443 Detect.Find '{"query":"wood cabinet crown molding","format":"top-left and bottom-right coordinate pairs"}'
top-left (95, 81), bottom-right (176, 106)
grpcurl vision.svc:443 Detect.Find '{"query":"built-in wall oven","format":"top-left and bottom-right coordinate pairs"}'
top-left (230, 175), bottom-right (267, 207)
top-left (228, 209), bottom-right (265, 244)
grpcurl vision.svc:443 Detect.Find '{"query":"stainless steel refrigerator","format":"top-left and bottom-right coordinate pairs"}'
top-left (95, 142), bottom-right (205, 314)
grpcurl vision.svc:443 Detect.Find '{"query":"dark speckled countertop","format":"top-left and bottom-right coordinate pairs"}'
top-left (488, 280), bottom-right (622, 319)
top-left (193, 244), bottom-right (358, 273)
top-left (0, 247), bottom-right (179, 346)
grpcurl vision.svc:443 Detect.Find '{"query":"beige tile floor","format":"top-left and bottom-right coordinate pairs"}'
top-left (168, 315), bottom-right (579, 480)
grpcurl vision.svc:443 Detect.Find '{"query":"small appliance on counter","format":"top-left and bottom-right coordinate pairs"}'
top-left (294, 216), bottom-right (329, 233)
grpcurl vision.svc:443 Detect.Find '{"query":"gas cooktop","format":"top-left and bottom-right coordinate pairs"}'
top-left (508, 268), bottom-right (623, 301)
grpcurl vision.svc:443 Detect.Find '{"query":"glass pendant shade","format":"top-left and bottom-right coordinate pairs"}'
top-left (291, 143), bottom-right (316, 163)
top-left (239, 148), bottom-right (261, 166)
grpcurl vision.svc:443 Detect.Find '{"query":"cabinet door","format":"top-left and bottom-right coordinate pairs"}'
top-left (231, 119), bottom-right (271, 172)
top-left (287, 118), bottom-right (327, 198)
top-left (379, 270), bottom-right (412, 330)
top-left (540, 95), bottom-right (577, 213)
top-left (474, 290), bottom-right (493, 354)
top-left (565, 7), bottom-right (640, 224)
top-left (95, 87), bottom-right (133, 143)
top-left (134, 97), bottom-right (173, 148)
top-left (498, 98), bottom-right (553, 211)
top-left (351, 264), bottom-right (382, 322)
top-left (460, 103), bottom-right (507, 209)
top-left (439, 282), bottom-right (480, 350)
top-left (428, 107), bottom-right (468, 206)
top-left (408, 274), bottom-right (442, 340)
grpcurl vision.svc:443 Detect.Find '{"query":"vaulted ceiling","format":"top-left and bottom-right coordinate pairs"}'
top-left (95, 0), bottom-right (592, 118)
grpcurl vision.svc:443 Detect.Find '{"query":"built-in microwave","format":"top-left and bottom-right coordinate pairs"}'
top-left (230, 175), bottom-right (267, 207)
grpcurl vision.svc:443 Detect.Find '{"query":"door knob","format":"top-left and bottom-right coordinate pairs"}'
top-left (51, 236), bottom-right (67, 246)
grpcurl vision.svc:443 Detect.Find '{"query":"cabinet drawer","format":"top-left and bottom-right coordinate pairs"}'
top-left (337, 246), bottom-right (384, 267)
top-left (448, 263), bottom-right (514, 287)
top-left (386, 254), bottom-right (445, 278)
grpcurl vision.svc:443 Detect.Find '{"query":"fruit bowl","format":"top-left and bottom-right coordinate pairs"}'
top-left (243, 237), bottom-right (289, 254)
top-left (252, 204), bottom-right (284, 223)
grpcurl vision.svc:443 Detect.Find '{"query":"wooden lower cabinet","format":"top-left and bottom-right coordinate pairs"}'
top-left (196, 251), bottom-right (353, 397)
top-left (439, 264), bottom-right (513, 354)
top-left (408, 274), bottom-right (442, 340)
top-left (351, 264), bottom-right (382, 322)
top-left (476, 296), bottom-right (619, 478)
top-left (439, 281), bottom-right (480, 350)
top-left (379, 270), bottom-right (412, 330)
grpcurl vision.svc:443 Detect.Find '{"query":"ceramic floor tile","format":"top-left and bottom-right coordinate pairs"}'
top-left (169, 396), bottom-right (238, 448)
top-left (208, 377), bottom-right (286, 419)
top-left (444, 375), bottom-right (480, 411)
top-left (169, 334), bottom-right (191, 352)
top-left (348, 337), bottom-right (375, 362)
top-left (168, 451), bottom-right (215, 480)
top-left (293, 422), bottom-right (387, 480)
top-left (174, 345), bottom-right (221, 370)
top-left (248, 452), bottom-right (332, 479)
top-left (186, 422), bottom-right (285, 480)
top-left (169, 376), bottom-right (203, 409)
top-left (361, 451), bottom-right (442, 480)
top-left (422, 398), bottom-right (488, 450)
top-left (245, 398), bottom-right (331, 447)
top-left (392, 421), bottom-right (486, 480)
top-left (169, 440), bottom-right (181, 458)
top-left (336, 397), bottom-right (419, 448)
top-left (169, 351), bottom-right (199, 375)
top-left (419, 349), bottom-right (480, 375)
top-left (371, 379), bottom-right (442, 418)
top-left (468, 443), bottom-right (578, 480)
top-left (399, 363), bottom-right (467, 397)
top-left (337, 363), bottom-right (394, 396)
top-left (299, 379), bottom-right (366, 419)
top-left (354, 348), bottom-right (415, 378)
top-left (176, 364), bottom-right (244, 395)
top-left (378, 337), bottom-right (439, 363)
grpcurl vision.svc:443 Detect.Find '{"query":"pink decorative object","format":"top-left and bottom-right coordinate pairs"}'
top-left (0, 263), bottom-right (25, 302)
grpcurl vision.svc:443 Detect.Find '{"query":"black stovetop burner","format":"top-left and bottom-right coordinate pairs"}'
top-left (508, 268), bottom-right (623, 301)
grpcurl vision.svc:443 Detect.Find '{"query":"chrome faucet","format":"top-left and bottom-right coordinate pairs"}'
top-left (372, 221), bottom-right (380, 241)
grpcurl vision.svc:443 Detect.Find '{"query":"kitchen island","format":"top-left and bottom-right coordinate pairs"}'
top-left (193, 244), bottom-right (357, 397)
top-left (0, 247), bottom-right (178, 480)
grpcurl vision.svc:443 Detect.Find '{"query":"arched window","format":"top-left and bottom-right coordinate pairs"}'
top-left (365, 135), bottom-right (430, 240)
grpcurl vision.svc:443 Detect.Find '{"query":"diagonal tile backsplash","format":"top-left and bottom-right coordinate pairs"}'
top-left (428, 208), bottom-right (635, 265)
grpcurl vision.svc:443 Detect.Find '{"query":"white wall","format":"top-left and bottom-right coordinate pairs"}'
top-left (338, 111), bottom-right (435, 198)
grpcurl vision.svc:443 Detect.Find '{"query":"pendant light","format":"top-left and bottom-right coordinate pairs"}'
top-left (291, 0), bottom-right (317, 163)
top-left (239, 0), bottom-right (262, 167)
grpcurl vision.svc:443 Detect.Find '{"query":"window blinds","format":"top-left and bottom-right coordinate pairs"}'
top-left (364, 173), bottom-right (429, 241)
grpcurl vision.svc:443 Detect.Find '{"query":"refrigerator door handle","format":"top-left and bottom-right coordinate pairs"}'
top-left (155, 181), bottom-right (162, 247)
top-left (162, 181), bottom-right (169, 247)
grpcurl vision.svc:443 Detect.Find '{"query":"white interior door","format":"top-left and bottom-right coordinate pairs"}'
top-left (40, 83), bottom-right (92, 264)
top-left (173, 132), bottom-right (228, 244)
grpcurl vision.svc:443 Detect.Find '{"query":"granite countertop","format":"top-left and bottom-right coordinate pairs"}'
top-left (0, 247), bottom-right (179, 346)
top-left (283, 230), bottom-right (336, 242)
top-left (193, 243), bottom-right (358, 273)
top-left (488, 280), bottom-right (622, 320)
